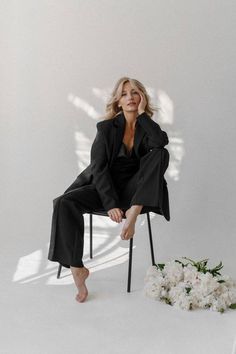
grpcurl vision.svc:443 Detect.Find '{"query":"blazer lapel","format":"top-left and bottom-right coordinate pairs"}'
top-left (111, 112), bottom-right (125, 165)
top-left (112, 111), bottom-right (146, 160)
top-left (133, 120), bottom-right (146, 158)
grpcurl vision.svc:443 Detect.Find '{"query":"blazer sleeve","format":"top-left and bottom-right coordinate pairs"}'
top-left (90, 127), bottom-right (119, 212)
top-left (136, 112), bottom-right (169, 147)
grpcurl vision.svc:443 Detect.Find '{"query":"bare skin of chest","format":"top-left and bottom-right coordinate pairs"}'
top-left (122, 128), bottom-right (135, 151)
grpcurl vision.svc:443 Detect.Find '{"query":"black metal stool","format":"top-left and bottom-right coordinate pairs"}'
top-left (57, 211), bottom-right (156, 292)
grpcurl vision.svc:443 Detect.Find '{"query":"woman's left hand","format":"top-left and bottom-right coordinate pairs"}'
top-left (137, 89), bottom-right (147, 115)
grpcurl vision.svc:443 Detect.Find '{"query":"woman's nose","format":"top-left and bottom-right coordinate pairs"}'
top-left (127, 93), bottom-right (134, 99)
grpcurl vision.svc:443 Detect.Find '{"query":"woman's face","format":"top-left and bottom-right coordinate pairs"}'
top-left (118, 81), bottom-right (141, 113)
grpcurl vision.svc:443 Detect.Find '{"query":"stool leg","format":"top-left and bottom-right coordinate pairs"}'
top-left (57, 263), bottom-right (62, 278)
top-left (127, 237), bottom-right (133, 292)
top-left (90, 213), bottom-right (93, 259)
top-left (146, 212), bottom-right (156, 265)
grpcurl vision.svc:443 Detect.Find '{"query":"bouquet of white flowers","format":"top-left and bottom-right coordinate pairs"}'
top-left (144, 257), bottom-right (236, 313)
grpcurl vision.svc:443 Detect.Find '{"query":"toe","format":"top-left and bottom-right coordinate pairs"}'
top-left (76, 292), bottom-right (87, 303)
top-left (121, 226), bottom-right (127, 238)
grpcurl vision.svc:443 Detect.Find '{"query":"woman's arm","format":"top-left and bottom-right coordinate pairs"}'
top-left (137, 112), bottom-right (169, 148)
top-left (90, 128), bottom-right (119, 212)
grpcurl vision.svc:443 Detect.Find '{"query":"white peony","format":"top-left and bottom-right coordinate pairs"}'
top-left (144, 258), bottom-right (236, 313)
top-left (162, 261), bottom-right (184, 286)
top-left (143, 281), bottom-right (162, 300)
top-left (196, 272), bottom-right (220, 296)
top-left (183, 264), bottom-right (200, 285)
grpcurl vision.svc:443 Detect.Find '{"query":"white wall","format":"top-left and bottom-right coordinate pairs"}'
top-left (1, 0), bottom-right (236, 282)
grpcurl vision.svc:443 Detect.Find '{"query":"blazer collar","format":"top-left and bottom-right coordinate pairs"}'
top-left (112, 111), bottom-right (125, 127)
top-left (112, 111), bottom-right (145, 159)
top-left (112, 111), bottom-right (140, 128)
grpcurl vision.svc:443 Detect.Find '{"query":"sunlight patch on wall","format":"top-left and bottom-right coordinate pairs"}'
top-left (156, 89), bottom-right (174, 125)
top-left (74, 131), bottom-right (91, 172)
top-left (68, 93), bottom-right (100, 120)
top-left (92, 87), bottom-right (110, 104)
top-left (168, 136), bottom-right (185, 181)
top-left (155, 89), bottom-right (184, 181)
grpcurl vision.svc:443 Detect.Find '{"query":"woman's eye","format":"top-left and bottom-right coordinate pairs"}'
top-left (121, 91), bottom-right (138, 96)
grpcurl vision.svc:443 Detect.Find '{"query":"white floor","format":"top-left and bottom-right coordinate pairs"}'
top-left (2, 214), bottom-right (236, 354)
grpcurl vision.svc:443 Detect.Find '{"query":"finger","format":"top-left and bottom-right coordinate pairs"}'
top-left (109, 213), bottom-right (115, 222)
top-left (115, 210), bottom-right (122, 223)
top-left (123, 231), bottom-right (128, 240)
top-left (110, 211), bottom-right (117, 223)
top-left (123, 230), bottom-right (128, 239)
top-left (112, 213), bottom-right (117, 222)
top-left (118, 211), bottom-right (123, 222)
top-left (115, 210), bottom-right (121, 223)
top-left (117, 211), bottom-right (122, 223)
top-left (120, 228), bottom-right (125, 239)
top-left (138, 90), bottom-right (143, 99)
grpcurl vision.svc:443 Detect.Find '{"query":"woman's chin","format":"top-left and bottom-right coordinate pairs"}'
top-left (125, 106), bottom-right (138, 113)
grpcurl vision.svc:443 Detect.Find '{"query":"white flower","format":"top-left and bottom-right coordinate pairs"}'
top-left (162, 261), bottom-right (184, 286)
top-left (169, 287), bottom-right (192, 311)
top-left (144, 266), bottom-right (164, 288)
top-left (183, 264), bottom-right (200, 285)
top-left (145, 265), bottom-right (160, 278)
top-left (144, 281), bottom-right (162, 300)
top-left (197, 273), bottom-right (220, 296)
top-left (211, 297), bottom-right (228, 312)
top-left (221, 275), bottom-right (236, 289)
top-left (144, 258), bottom-right (236, 312)
top-left (228, 287), bottom-right (236, 303)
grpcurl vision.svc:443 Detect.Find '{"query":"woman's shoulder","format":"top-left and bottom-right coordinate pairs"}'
top-left (96, 117), bottom-right (115, 130)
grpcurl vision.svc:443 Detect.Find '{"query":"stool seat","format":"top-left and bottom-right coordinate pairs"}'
top-left (57, 211), bottom-right (156, 292)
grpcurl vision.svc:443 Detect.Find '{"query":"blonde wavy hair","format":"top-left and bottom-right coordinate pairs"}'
top-left (100, 77), bottom-right (158, 120)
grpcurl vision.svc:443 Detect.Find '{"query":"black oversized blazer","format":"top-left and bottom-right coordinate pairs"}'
top-left (64, 111), bottom-right (170, 220)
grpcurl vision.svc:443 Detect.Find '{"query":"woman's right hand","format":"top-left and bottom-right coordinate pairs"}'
top-left (137, 89), bottom-right (147, 115)
top-left (107, 208), bottom-right (124, 223)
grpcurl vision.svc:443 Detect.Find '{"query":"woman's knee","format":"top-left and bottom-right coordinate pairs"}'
top-left (53, 195), bottom-right (63, 207)
top-left (53, 194), bottom-right (72, 208)
top-left (147, 147), bottom-right (169, 161)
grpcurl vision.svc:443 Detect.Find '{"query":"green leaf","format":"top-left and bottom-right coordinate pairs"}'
top-left (185, 287), bottom-right (191, 294)
top-left (229, 303), bottom-right (236, 309)
top-left (156, 263), bottom-right (165, 270)
top-left (175, 260), bottom-right (185, 267)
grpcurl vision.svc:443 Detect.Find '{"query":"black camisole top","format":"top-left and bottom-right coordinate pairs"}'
top-left (110, 142), bottom-right (140, 193)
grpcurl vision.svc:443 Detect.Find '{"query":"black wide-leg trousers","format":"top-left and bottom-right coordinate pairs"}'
top-left (48, 148), bottom-right (169, 269)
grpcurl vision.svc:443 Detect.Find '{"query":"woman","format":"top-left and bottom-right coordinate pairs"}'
top-left (48, 77), bottom-right (170, 303)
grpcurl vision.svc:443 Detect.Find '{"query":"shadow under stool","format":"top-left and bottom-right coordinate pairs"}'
top-left (57, 211), bottom-right (156, 292)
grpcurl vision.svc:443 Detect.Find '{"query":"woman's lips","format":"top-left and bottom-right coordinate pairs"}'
top-left (128, 102), bottom-right (135, 105)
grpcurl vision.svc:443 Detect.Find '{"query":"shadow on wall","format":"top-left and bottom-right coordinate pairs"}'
top-left (12, 86), bottom-right (184, 285)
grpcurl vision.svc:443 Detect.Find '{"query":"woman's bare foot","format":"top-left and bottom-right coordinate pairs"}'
top-left (120, 205), bottom-right (143, 240)
top-left (70, 266), bottom-right (90, 303)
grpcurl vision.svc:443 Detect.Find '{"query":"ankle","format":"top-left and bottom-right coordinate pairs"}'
top-left (70, 266), bottom-right (87, 273)
top-left (129, 205), bottom-right (142, 216)
top-left (71, 266), bottom-right (82, 269)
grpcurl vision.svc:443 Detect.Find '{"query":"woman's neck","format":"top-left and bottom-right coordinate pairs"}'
top-left (123, 111), bottom-right (138, 130)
